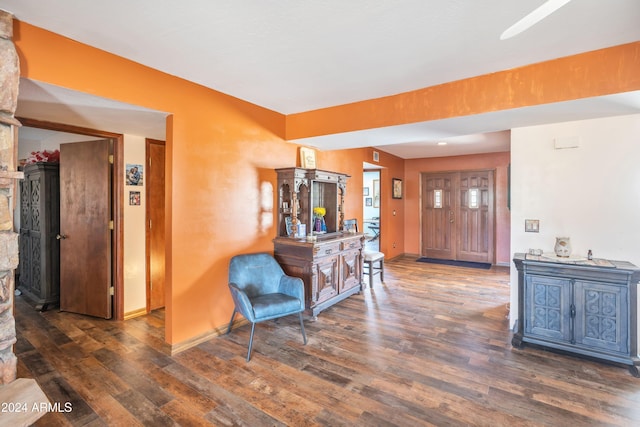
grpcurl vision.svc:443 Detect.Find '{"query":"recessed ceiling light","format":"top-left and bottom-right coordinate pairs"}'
top-left (437, 142), bottom-right (448, 146)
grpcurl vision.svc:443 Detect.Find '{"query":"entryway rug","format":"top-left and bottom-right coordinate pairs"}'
top-left (416, 257), bottom-right (492, 270)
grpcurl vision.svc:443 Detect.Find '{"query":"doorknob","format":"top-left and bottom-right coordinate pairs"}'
top-left (56, 234), bottom-right (67, 240)
top-left (449, 211), bottom-right (454, 223)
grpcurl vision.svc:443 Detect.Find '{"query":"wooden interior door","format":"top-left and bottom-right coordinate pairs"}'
top-left (458, 171), bottom-right (494, 263)
top-left (422, 173), bottom-right (456, 259)
top-left (146, 139), bottom-right (165, 311)
top-left (422, 170), bottom-right (495, 263)
top-left (59, 139), bottom-right (112, 318)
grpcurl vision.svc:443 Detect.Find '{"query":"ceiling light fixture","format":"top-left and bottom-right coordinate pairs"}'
top-left (437, 142), bottom-right (448, 146)
top-left (500, 0), bottom-right (572, 40)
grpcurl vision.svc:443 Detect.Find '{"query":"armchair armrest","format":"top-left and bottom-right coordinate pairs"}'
top-left (229, 283), bottom-right (255, 322)
top-left (278, 275), bottom-right (305, 310)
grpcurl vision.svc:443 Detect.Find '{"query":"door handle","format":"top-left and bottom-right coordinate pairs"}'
top-left (56, 234), bottom-right (67, 240)
top-left (449, 211), bottom-right (454, 223)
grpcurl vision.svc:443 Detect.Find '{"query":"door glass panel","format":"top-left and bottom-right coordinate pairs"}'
top-left (469, 188), bottom-right (479, 209)
top-left (434, 189), bottom-right (443, 208)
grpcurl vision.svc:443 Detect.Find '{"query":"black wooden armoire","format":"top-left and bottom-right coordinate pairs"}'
top-left (18, 162), bottom-right (60, 310)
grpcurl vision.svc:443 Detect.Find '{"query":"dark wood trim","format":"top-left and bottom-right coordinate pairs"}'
top-left (17, 117), bottom-right (125, 320)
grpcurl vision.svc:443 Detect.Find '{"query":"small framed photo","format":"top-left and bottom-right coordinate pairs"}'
top-left (363, 187), bottom-right (369, 196)
top-left (392, 178), bottom-right (403, 199)
top-left (129, 191), bottom-right (141, 206)
top-left (365, 197), bottom-right (372, 207)
top-left (300, 147), bottom-right (316, 169)
top-left (525, 219), bottom-right (539, 233)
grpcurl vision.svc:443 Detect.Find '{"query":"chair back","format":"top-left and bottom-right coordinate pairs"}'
top-left (343, 218), bottom-right (358, 233)
top-left (229, 253), bottom-right (284, 297)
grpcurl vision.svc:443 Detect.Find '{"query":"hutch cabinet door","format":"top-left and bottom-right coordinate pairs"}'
top-left (524, 274), bottom-right (572, 342)
top-left (573, 280), bottom-right (628, 354)
top-left (340, 249), bottom-right (361, 293)
top-left (313, 255), bottom-right (339, 304)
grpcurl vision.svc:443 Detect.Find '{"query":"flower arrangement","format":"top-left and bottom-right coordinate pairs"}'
top-left (313, 206), bottom-right (326, 217)
top-left (25, 149), bottom-right (60, 164)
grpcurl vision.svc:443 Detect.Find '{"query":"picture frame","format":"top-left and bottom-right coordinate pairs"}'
top-left (363, 187), bottom-right (369, 196)
top-left (126, 163), bottom-right (143, 186)
top-left (365, 197), bottom-right (372, 207)
top-left (300, 147), bottom-right (317, 169)
top-left (392, 178), bottom-right (403, 199)
top-left (129, 191), bottom-right (141, 206)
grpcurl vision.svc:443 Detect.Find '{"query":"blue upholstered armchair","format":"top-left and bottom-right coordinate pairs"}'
top-left (226, 253), bottom-right (307, 361)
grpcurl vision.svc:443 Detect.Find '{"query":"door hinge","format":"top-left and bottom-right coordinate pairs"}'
top-left (108, 154), bottom-right (114, 164)
top-left (110, 286), bottom-right (114, 296)
top-left (109, 220), bottom-right (114, 230)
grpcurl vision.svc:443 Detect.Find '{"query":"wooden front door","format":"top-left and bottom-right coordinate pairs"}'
top-left (422, 173), bottom-right (456, 260)
top-left (146, 139), bottom-right (165, 311)
top-left (59, 139), bottom-right (112, 318)
top-left (421, 170), bottom-right (495, 263)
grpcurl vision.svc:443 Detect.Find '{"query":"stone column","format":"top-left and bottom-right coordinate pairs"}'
top-left (0, 9), bottom-right (23, 385)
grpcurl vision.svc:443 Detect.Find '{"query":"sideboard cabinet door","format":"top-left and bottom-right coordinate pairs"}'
top-left (524, 274), bottom-right (572, 343)
top-left (573, 280), bottom-right (628, 355)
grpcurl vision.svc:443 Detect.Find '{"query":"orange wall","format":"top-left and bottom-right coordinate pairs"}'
top-left (12, 21), bottom-right (404, 347)
top-left (404, 152), bottom-right (511, 265)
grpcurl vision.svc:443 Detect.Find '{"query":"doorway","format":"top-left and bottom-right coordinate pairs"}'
top-left (17, 117), bottom-right (125, 319)
top-left (363, 169), bottom-right (380, 251)
top-left (421, 169), bottom-right (495, 263)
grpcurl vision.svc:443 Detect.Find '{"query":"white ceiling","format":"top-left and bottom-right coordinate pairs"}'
top-left (3, 0), bottom-right (640, 158)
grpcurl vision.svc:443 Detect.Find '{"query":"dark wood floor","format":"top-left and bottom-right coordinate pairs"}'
top-left (13, 256), bottom-right (640, 426)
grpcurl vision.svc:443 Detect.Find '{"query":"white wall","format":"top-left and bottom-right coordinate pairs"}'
top-left (510, 113), bottom-right (640, 348)
top-left (123, 134), bottom-right (147, 315)
top-left (363, 170), bottom-right (380, 220)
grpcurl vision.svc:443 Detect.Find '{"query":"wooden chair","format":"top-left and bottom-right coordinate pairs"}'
top-left (343, 219), bottom-right (385, 287)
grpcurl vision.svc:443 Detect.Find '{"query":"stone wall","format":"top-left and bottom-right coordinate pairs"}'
top-left (0, 9), bottom-right (22, 385)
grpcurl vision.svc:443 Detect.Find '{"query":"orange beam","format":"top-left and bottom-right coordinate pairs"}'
top-left (286, 42), bottom-right (640, 140)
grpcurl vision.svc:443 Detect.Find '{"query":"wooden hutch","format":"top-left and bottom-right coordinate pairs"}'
top-left (273, 167), bottom-right (364, 317)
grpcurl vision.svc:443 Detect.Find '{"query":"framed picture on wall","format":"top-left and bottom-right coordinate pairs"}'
top-left (126, 163), bottom-right (143, 186)
top-left (363, 187), bottom-right (369, 196)
top-left (129, 191), bottom-right (141, 206)
top-left (365, 197), bottom-right (372, 207)
top-left (392, 178), bottom-right (403, 199)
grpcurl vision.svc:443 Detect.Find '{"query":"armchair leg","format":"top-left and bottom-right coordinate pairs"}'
top-left (226, 309), bottom-right (237, 334)
top-left (298, 312), bottom-right (308, 345)
top-left (246, 322), bottom-right (256, 362)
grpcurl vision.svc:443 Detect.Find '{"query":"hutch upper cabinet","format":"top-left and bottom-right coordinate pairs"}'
top-left (512, 253), bottom-right (640, 377)
top-left (273, 167), bottom-right (364, 317)
top-left (275, 168), bottom-right (348, 239)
